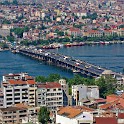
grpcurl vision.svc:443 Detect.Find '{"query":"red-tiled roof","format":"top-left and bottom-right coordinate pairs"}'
top-left (95, 117), bottom-right (117, 124)
top-left (69, 27), bottom-right (80, 32)
top-left (99, 100), bottom-right (118, 110)
top-left (38, 82), bottom-right (61, 89)
top-left (95, 98), bottom-right (106, 103)
top-left (9, 80), bottom-right (27, 85)
top-left (118, 113), bottom-right (124, 119)
top-left (58, 106), bottom-right (94, 118)
top-left (8, 79), bottom-right (36, 85)
top-left (27, 79), bottom-right (36, 85)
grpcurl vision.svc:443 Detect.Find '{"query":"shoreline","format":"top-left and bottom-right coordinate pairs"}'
top-left (40, 40), bottom-right (124, 50)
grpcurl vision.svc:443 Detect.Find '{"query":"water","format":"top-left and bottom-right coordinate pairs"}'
top-left (0, 44), bottom-right (124, 81)
top-left (51, 44), bottom-right (124, 73)
top-left (0, 51), bottom-right (73, 81)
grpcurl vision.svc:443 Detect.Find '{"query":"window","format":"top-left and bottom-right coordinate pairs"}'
top-left (7, 98), bottom-right (12, 100)
top-left (47, 89), bottom-right (50, 91)
top-left (53, 89), bottom-right (56, 91)
top-left (15, 97), bottom-right (20, 100)
top-left (58, 88), bottom-right (61, 91)
top-left (6, 90), bottom-right (12, 92)
top-left (7, 102), bottom-right (12, 105)
top-left (14, 89), bottom-right (20, 92)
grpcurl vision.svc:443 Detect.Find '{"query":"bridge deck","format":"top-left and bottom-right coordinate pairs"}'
top-left (19, 47), bottom-right (107, 77)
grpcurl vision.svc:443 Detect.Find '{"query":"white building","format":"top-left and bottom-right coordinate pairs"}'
top-left (1, 73), bottom-right (37, 108)
top-left (72, 85), bottom-right (99, 105)
top-left (59, 79), bottom-right (69, 106)
top-left (37, 82), bottom-right (63, 113)
top-left (56, 106), bottom-right (94, 124)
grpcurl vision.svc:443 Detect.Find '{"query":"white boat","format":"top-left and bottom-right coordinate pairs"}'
top-left (73, 70), bottom-right (80, 73)
top-left (0, 48), bottom-right (3, 52)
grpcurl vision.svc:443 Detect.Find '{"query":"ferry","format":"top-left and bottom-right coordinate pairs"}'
top-left (42, 43), bottom-right (62, 49)
top-left (64, 42), bottom-right (85, 47)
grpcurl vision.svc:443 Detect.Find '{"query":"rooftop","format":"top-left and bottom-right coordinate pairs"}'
top-left (38, 82), bottom-right (61, 89)
top-left (95, 117), bottom-right (117, 124)
top-left (57, 106), bottom-right (94, 118)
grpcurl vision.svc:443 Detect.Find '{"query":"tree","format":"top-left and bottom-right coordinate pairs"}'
top-left (38, 107), bottom-right (50, 124)
top-left (119, 25), bottom-right (124, 29)
top-left (7, 36), bottom-right (15, 42)
top-left (35, 76), bottom-right (47, 82)
top-left (47, 73), bottom-right (61, 82)
top-left (2, 19), bottom-right (11, 24)
top-left (13, 0), bottom-right (18, 5)
top-left (95, 76), bottom-right (117, 98)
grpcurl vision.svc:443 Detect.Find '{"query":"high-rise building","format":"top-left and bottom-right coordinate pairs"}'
top-left (37, 82), bottom-right (63, 113)
top-left (1, 73), bottom-right (37, 108)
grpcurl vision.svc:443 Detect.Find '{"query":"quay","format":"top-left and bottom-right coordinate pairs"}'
top-left (19, 47), bottom-right (107, 78)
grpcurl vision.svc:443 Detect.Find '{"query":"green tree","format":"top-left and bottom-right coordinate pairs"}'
top-left (47, 73), bottom-right (61, 82)
top-left (13, 0), bottom-right (18, 5)
top-left (38, 107), bottom-right (50, 124)
top-left (35, 76), bottom-right (47, 82)
top-left (12, 26), bottom-right (29, 38)
top-left (2, 19), bottom-right (11, 24)
top-left (7, 36), bottom-right (15, 42)
top-left (119, 25), bottom-right (124, 28)
top-left (95, 76), bottom-right (117, 98)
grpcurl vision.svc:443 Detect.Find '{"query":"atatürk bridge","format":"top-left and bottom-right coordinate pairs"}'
top-left (19, 47), bottom-right (107, 78)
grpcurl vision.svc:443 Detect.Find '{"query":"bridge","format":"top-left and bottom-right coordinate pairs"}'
top-left (18, 47), bottom-right (108, 78)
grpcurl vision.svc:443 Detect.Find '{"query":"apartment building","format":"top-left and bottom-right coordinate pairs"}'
top-left (0, 104), bottom-right (28, 124)
top-left (88, 30), bottom-right (104, 37)
top-left (59, 79), bottom-right (68, 106)
top-left (37, 82), bottom-right (63, 113)
top-left (0, 88), bottom-right (3, 108)
top-left (72, 84), bottom-right (99, 105)
top-left (1, 73), bottom-right (37, 108)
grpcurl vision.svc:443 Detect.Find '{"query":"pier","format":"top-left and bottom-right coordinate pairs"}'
top-left (19, 47), bottom-right (107, 78)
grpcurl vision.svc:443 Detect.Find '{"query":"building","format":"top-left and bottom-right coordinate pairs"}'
top-left (94, 117), bottom-right (118, 124)
top-left (87, 30), bottom-right (103, 37)
top-left (99, 94), bottom-right (124, 113)
top-left (56, 106), bottom-right (94, 124)
top-left (67, 28), bottom-right (82, 37)
top-left (37, 82), bottom-right (63, 113)
top-left (59, 79), bottom-right (69, 106)
top-left (1, 73), bottom-right (37, 108)
top-left (0, 103), bottom-right (28, 124)
top-left (0, 88), bottom-right (3, 108)
top-left (72, 85), bottom-right (99, 105)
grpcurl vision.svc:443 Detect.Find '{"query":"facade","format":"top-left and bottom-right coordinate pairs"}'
top-left (0, 104), bottom-right (28, 124)
top-left (1, 73), bottom-right (36, 108)
top-left (56, 106), bottom-right (94, 124)
top-left (0, 88), bottom-right (3, 108)
top-left (37, 82), bottom-right (63, 113)
top-left (88, 30), bottom-right (104, 37)
top-left (67, 28), bottom-right (82, 37)
top-left (59, 79), bottom-right (68, 106)
top-left (72, 85), bottom-right (99, 105)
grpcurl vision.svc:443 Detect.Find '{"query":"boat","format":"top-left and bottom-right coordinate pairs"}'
top-left (73, 69), bottom-right (80, 74)
top-left (64, 43), bottom-right (72, 47)
top-left (100, 41), bottom-right (105, 45)
top-left (64, 42), bottom-right (85, 47)
top-left (0, 48), bottom-right (3, 52)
